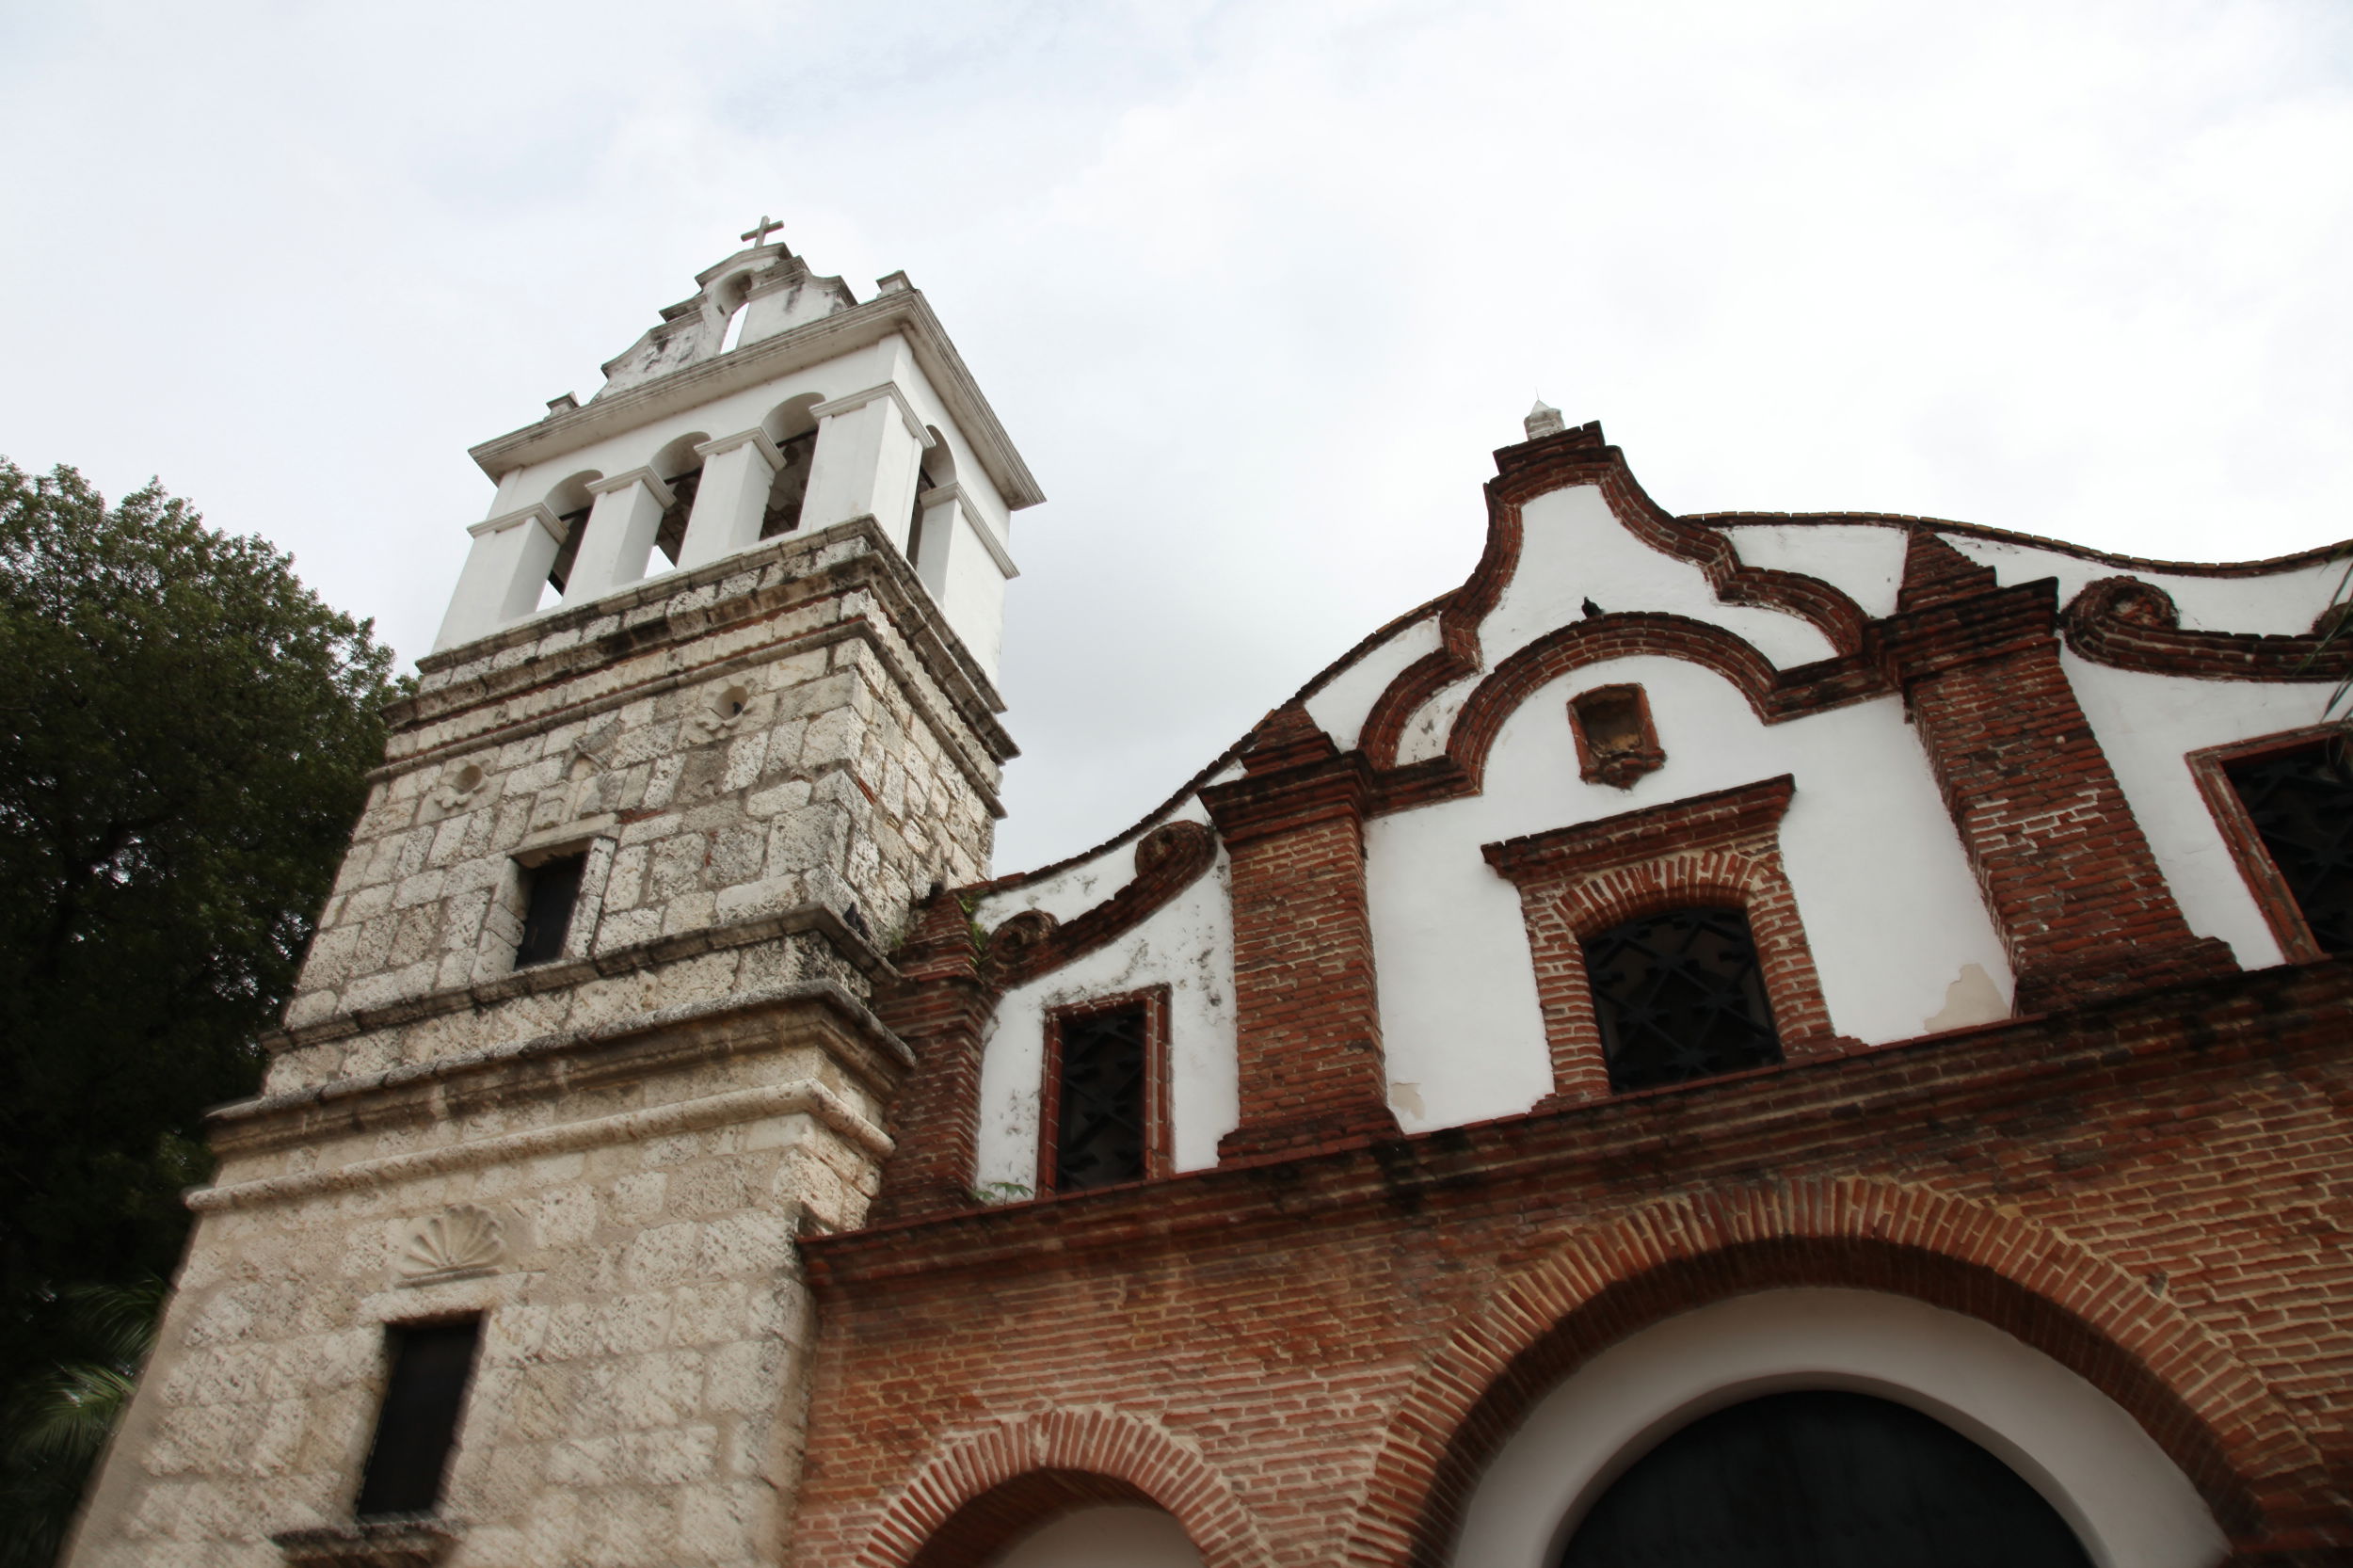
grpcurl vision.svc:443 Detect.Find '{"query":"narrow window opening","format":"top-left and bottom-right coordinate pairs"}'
top-left (760, 431), bottom-right (816, 538)
top-left (1585, 905), bottom-right (1781, 1092)
top-left (355, 1317), bottom-right (482, 1520)
top-left (1051, 1003), bottom-right (1148, 1192)
top-left (719, 301), bottom-right (748, 354)
top-left (2225, 744), bottom-right (2353, 953)
top-left (652, 465), bottom-right (701, 568)
top-left (513, 853), bottom-right (586, 968)
top-left (546, 507), bottom-right (591, 592)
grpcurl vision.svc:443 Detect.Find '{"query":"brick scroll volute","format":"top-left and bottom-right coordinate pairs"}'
top-left (1202, 705), bottom-right (1401, 1160)
top-left (1878, 530), bottom-right (2233, 1012)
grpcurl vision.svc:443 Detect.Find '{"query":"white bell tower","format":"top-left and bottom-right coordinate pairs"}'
top-left (435, 224), bottom-right (1040, 681)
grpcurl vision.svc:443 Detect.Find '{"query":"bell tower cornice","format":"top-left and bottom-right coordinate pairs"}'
top-left (468, 283), bottom-right (1045, 513)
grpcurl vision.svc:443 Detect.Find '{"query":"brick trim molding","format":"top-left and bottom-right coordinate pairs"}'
top-left (1341, 1178), bottom-right (2339, 1568)
top-left (1037, 985), bottom-right (1174, 1194)
top-left (1875, 549), bottom-right (2236, 1012)
top-left (1483, 776), bottom-right (1847, 1103)
top-left (1360, 424), bottom-right (1872, 771)
top-left (2062, 576), bottom-right (2353, 683)
top-left (2188, 727), bottom-right (2347, 966)
top-left (987, 822), bottom-right (1219, 989)
top-left (846, 1406), bottom-right (1269, 1568)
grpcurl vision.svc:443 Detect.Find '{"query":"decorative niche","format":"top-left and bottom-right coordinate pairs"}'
top-left (1569, 683), bottom-right (1665, 789)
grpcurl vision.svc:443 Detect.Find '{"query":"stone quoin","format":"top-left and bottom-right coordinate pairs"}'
top-left (62, 233), bottom-right (2353, 1568)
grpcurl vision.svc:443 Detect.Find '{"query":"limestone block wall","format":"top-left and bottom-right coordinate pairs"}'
top-left (69, 993), bottom-right (904, 1568)
top-left (280, 520), bottom-right (1010, 1053)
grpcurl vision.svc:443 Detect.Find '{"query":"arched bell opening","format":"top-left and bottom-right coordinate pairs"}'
top-left (648, 431), bottom-right (711, 568)
top-left (759, 392), bottom-right (825, 538)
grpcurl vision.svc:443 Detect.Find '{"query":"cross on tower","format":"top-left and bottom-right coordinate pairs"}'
top-left (740, 215), bottom-right (785, 248)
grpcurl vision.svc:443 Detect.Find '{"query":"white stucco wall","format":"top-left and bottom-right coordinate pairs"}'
top-left (1486, 487), bottom-right (1839, 670)
top-left (974, 855), bottom-right (1240, 1189)
top-left (2062, 656), bottom-right (2333, 968)
top-left (996, 1506), bottom-right (1202, 1568)
top-left (1304, 613), bottom-right (1444, 753)
top-left (1717, 522), bottom-right (1908, 618)
top-left (1451, 1288), bottom-right (2226, 1568)
top-left (1369, 656), bottom-right (2013, 1132)
top-left (1944, 534), bottom-right (2340, 634)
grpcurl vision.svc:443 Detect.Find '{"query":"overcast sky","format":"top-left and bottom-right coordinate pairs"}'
top-left (4, 0), bottom-right (2349, 872)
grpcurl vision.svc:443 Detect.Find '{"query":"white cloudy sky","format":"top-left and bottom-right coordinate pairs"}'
top-left (4, 0), bottom-right (2349, 872)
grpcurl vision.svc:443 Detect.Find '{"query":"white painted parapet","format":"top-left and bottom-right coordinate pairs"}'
top-left (805, 383), bottom-right (932, 550)
top-left (565, 467), bottom-right (675, 601)
top-left (679, 428), bottom-right (784, 571)
top-left (432, 503), bottom-right (566, 652)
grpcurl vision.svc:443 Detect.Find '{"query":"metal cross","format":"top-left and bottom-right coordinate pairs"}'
top-left (740, 215), bottom-right (784, 248)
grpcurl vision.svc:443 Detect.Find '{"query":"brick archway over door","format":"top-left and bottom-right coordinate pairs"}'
top-left (844, 1405), bottom-right (1268, 1568)
top-left (1339, 1177), bottom-right (2336, 1568)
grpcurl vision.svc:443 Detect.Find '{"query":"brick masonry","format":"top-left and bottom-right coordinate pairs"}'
top-left (795, 956), bottom-right (2353, 1568)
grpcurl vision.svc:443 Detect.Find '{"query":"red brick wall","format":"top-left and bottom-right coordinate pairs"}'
top-left (796, 957), bottom-right (2353, 1568)
top-left (1879, 562), bottom-right (2234, 1013)
top-left (1202, 708), bottom-right (1399, 1160)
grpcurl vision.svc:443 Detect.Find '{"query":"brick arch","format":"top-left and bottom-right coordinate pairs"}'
top-left (855, 1405), bottom-right (1268, 1568)
top-left (1445, 614), bottom-right (1788, 793)
top-left (1339, 1177), bottom-right (2333, 1568)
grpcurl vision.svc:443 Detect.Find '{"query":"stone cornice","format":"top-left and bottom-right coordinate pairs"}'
top-left (257, 903), bottom-right (895, 1054)
top-left (695, 427), bottom-right (786, 469)
top-left (813, 381), bottom-right (932, 446)
top-left (396, 518), bottom-right (1015, 779)
top-left (468, 501), bottom-right (565, 542)
top-left (467, 290), bottom-right (1045, 511)
top-left (215, 979), bottom-right (908, 1165)
top-left (584, 465), bottom-right (676, 507)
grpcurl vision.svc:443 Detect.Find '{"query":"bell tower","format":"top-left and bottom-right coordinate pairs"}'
top-left (66, 228), bottom-right (1041, 1568)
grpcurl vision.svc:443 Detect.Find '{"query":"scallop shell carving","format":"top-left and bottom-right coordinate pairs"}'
top-left (399, 1205), bottom-right (504, 1280)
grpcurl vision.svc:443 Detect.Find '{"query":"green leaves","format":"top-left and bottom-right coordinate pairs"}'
top-left (0, 462), bottom-right (397, 1562)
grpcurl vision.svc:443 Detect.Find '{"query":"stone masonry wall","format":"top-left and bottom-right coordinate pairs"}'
top-left (68, 994), bottom-right (904, 1568)
top-left (276, 522), bottom-right (1008, 1091)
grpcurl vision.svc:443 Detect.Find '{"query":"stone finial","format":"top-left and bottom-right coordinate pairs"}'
top-left (1525, 399), bottom-right (1567, 440)
top-left (876, 271), bottom-right (913, 296)
top-left (546, 392), bottom-right (580, 417)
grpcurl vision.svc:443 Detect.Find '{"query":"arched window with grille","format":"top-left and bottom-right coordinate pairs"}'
top-left (1582, 904), bottom-right (1783, 1092)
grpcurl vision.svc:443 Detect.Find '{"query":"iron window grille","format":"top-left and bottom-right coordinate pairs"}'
top-left (1040, 989), bottom-right (1171, 1193)
top-left (1583, 905), bottom-right (1783, 1092)
top-left (2223, 743), bottom-right (2353, 955)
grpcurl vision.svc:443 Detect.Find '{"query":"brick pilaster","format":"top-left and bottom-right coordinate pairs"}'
top-left (869, 891), bottom-right (994, 1223)
top-left (1877, 532), bottom-right (2233, 1013)
top-left (1201, 707), bottom-right (1400, 1160)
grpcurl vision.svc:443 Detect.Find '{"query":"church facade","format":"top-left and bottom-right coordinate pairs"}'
top-left (64, 235), bottom-right (2353, 1568)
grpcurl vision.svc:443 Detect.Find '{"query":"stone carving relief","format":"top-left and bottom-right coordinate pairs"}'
top-left (429, 761), bottom-right (487, 813)
top-left (397, 1204), bottom-right (505, 1284)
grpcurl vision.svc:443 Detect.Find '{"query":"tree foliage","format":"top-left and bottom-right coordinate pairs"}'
top-left (0, 462), bottom-right (396, 1558)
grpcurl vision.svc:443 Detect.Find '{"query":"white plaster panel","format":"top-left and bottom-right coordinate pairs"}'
top-left (1451, 1288), bottom-right (2225, 1568)
top-left (1483, 487), bottom-right (1838, 671)
top-left (998, 1506), bottom-right (1202, 1568)
top-left (889, 346), bottom-right (1013, 543)
top-left (975, 859), bottom-right (1239, 1190)
top-left (491, 339), bottom-right (899, 533)
top-left (1396, 675), bottom-right (1477, 766)
top-left (979, 799), bottom-right (1219, 926)
top-left (941, 508), bottom-right (1009, 680)
top-left (1943, 534), bottom-right (2342, 634)
top-left (1369, 656), bottom-right (2013, 1132)
top-left (2062, 655), bottom-right (2334, 968)
top-left (1304, 614), bottom-right (1444, 753)
top-left (1718, 522), bottom-right (1908, 618)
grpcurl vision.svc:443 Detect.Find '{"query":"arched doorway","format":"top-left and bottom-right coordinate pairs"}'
top-left (1560, 1388), bottom-right (2089, 1568)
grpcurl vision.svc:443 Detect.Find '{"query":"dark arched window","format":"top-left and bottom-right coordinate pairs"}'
top-left (1561, 1390), bottom-right (2091, 1568)
top-left (1582, 906), bottom-right (1780, 1092)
